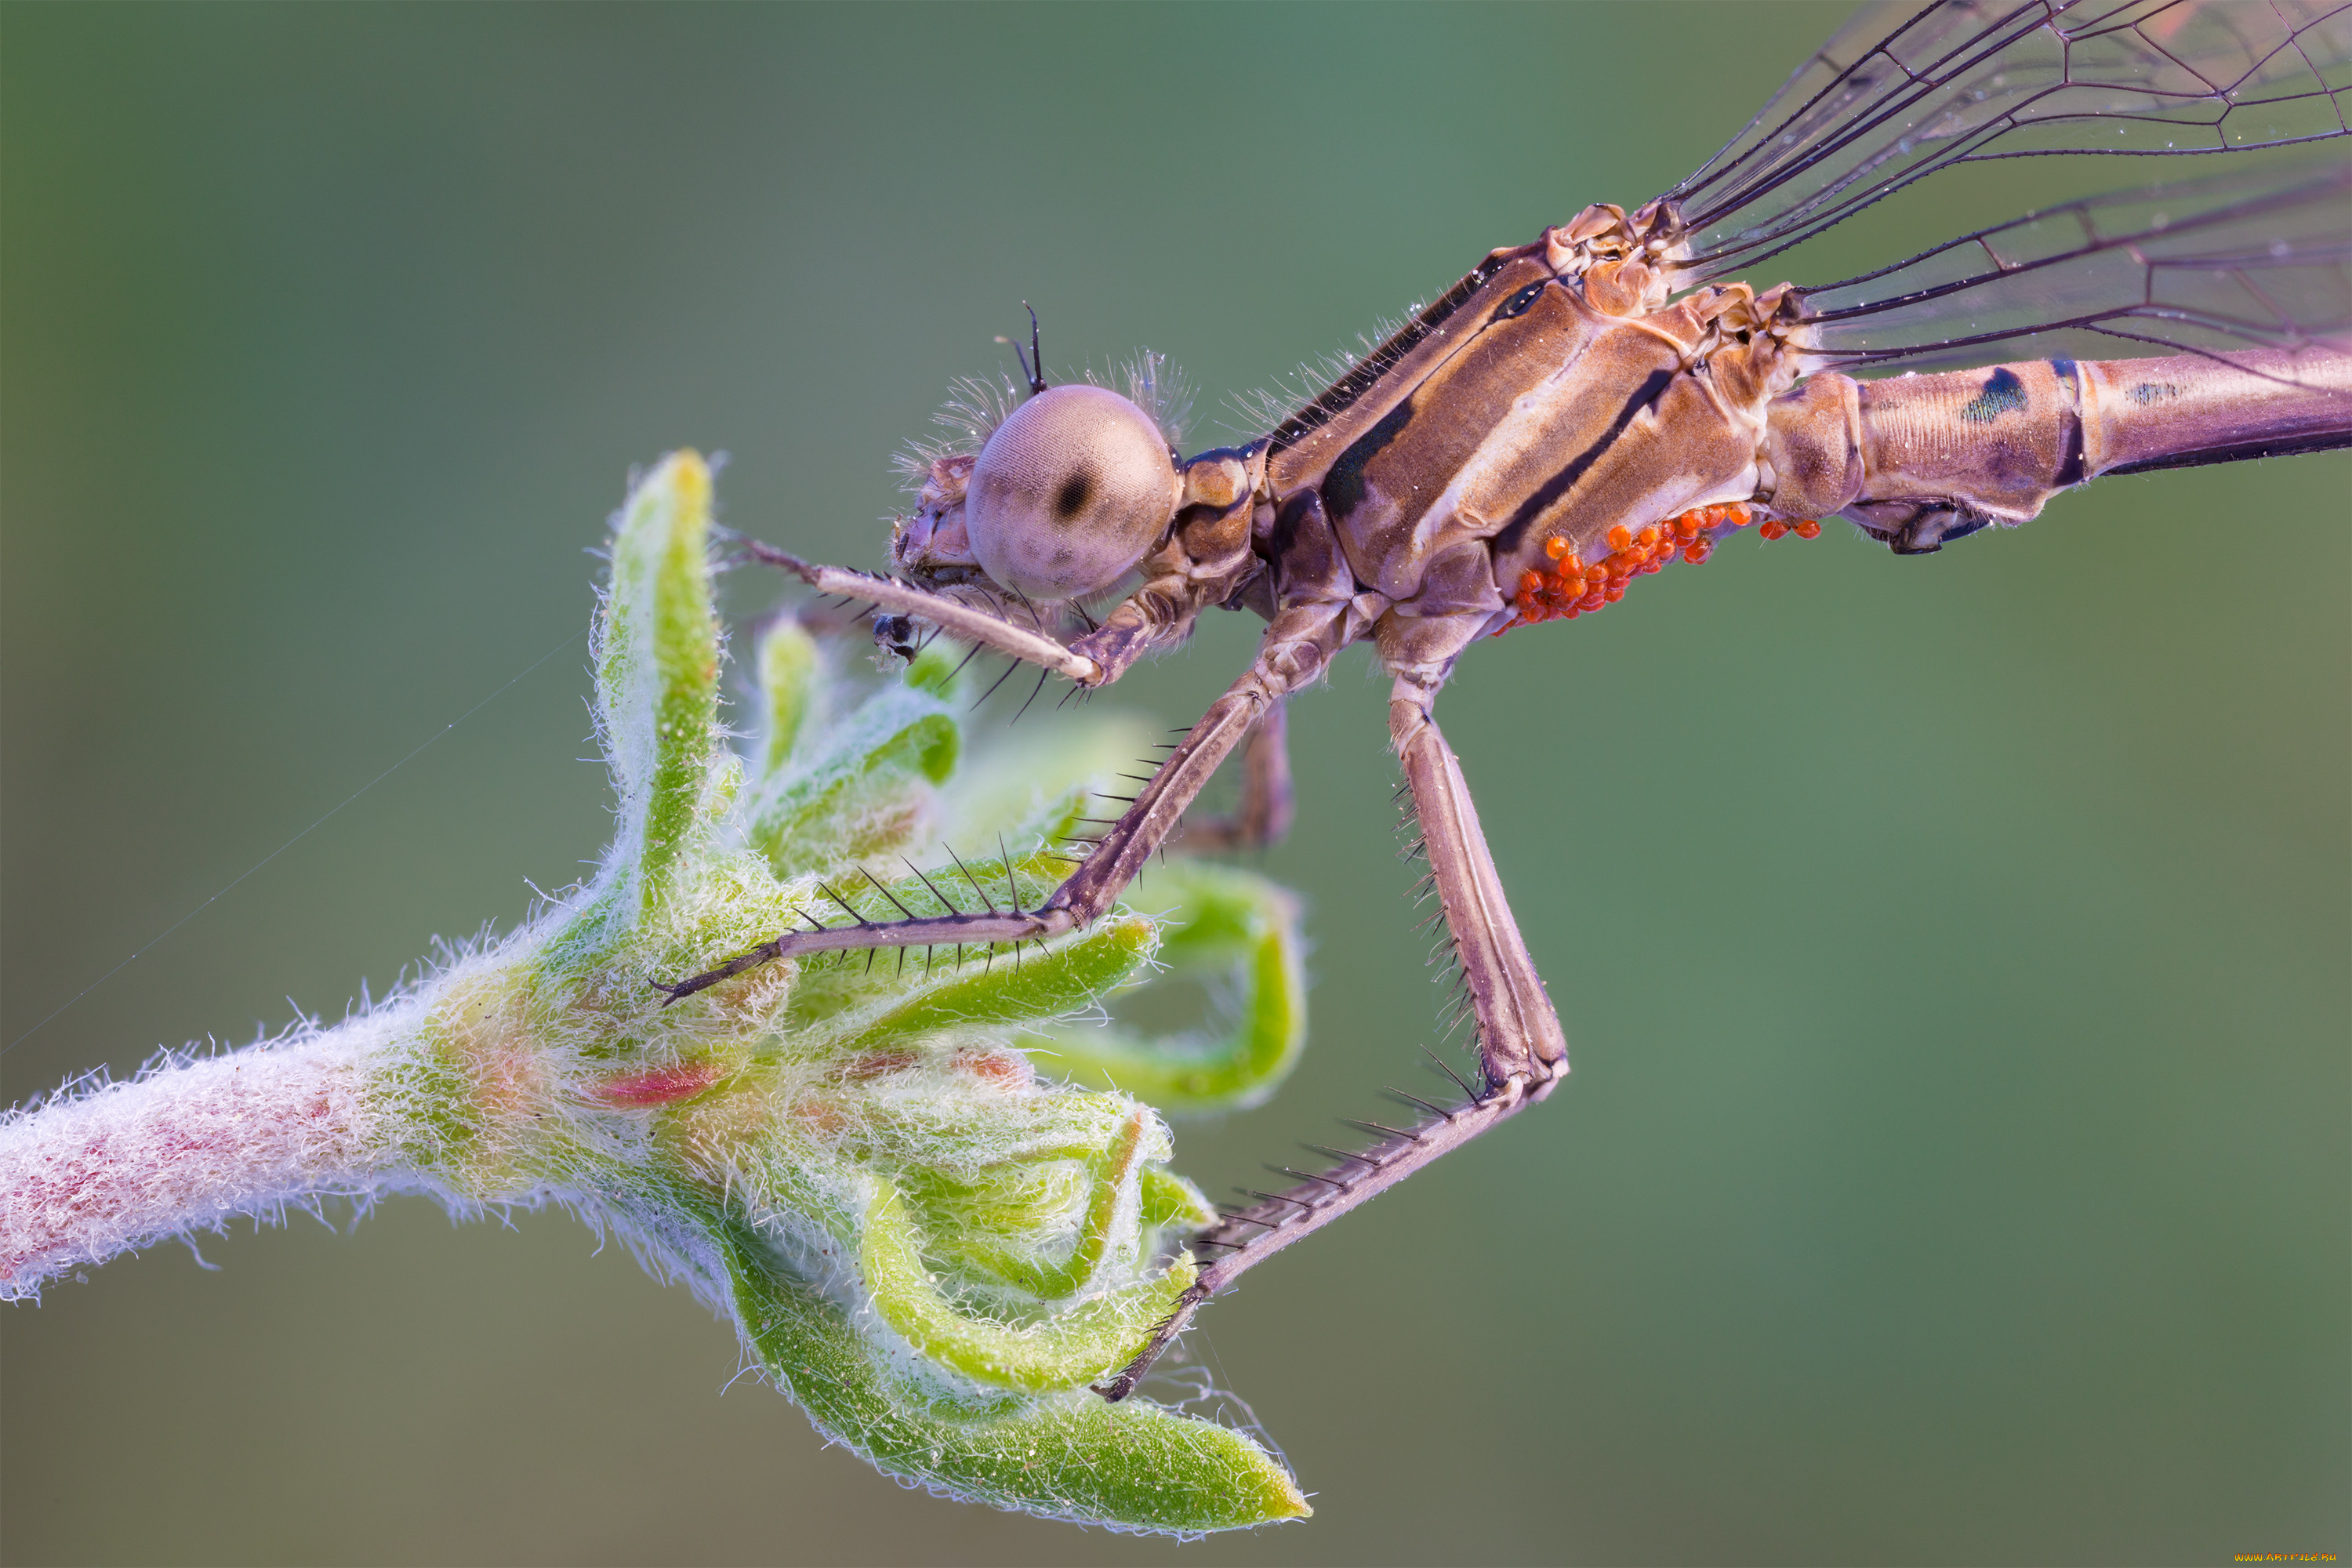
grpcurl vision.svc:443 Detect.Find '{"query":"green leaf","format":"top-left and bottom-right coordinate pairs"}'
top-left (858, 1177), bottom-right (1190, 1393)
top-left (774, 849), bottom-right (1094, 1022)
top-left (830, 917), bottom-right (1157, 1052)
top-left (902, 637), bottom-right (962, 699)
top-left (1025, 862), bottom-right (1308, 1113)
top-left (710, 1213), bottom-right (1309, 1533)
top-left (595, 451), bottom-right (722, 918)
top-left (746, 685), bottom-right (959, 877)
top-left (755, 619), bottom-right (822, 777)
top-left (916, 1105), bottom-right (1159, 1299)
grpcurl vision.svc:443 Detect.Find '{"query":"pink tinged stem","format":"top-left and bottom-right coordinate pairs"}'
top-left (0, 1039), bottom-right (385, 1300)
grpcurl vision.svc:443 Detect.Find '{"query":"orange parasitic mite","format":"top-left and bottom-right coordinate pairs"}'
top-left (1505, 503), bottom-right (1759, 631)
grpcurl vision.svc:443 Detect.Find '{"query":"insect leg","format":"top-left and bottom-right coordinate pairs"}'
top-left (1168, 698), bottom-right (1294, 852)
top-left (1381, 675), bottom-right (1566, 1088)
top-left (1035, 667), bottom-right (1276, 924)
top-left (655, 661), bottom-right (1282, 1002)
top-left (1093, 674), bottom-right (1565, 1401)
top-left (724, 532), bottom-right (1105, 685)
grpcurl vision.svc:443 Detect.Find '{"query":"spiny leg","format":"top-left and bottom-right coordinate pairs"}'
top-left (1169, 698), bottom-right (1294, 853)
top-left (724, 532), bottom-right (1105, 686)
top-left (1093, 672), bottom-right (1566, 1399)
top-left (655, 660), bottom-right (1283, 1002)
top-left (1034, 668), bottom-right (1274, 924)
top-left (1382, 674), bottom-right (1565, 1089)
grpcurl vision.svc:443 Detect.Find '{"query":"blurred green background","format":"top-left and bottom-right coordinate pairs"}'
top-left (3, 4), bottom-right (2343, 1563)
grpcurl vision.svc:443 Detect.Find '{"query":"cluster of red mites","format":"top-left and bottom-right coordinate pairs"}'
top-left (1508, 503), bottom-right (1821, 630)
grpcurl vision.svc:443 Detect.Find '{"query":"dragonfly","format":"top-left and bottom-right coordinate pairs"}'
top-left (662, 0), bottom-right (2352, 1399)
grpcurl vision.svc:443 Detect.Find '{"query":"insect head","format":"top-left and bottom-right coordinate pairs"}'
top-left (890, 336), bottom-right (1192, 605)
top-left (964, 383), bottom-right (1181, 601)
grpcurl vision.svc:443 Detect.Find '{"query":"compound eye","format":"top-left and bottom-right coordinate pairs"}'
top-left (964, 383), bottom-right (1180, 601)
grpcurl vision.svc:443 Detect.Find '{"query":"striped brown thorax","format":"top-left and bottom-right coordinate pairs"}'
top-left (885, 202), bottom-right (1817, 688)
top-left (1253, 202), bottom-right (1808, 679)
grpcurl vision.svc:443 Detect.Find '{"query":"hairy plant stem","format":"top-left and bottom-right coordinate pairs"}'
top-left (2, 1027), bottom-right (384, 1287)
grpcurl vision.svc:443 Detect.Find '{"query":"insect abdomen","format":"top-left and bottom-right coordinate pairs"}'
top-left (1763, 349), bottom-right (2352, 532)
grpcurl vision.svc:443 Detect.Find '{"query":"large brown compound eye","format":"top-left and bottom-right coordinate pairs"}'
top-left (964, 383), bottom-right (1181, 601)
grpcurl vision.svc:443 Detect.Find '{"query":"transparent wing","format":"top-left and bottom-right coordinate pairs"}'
top-left (1787, 160), bottom-right (2352, 373)
top-left (1659, 0), bottom-right (2352, 284)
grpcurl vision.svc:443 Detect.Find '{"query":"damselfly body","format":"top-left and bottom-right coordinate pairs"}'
top-left (667, 0), bottom-right (2352, 1397)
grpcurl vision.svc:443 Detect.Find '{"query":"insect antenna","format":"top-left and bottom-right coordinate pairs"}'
top-left (1008, 302), bottom-right (1047, 396)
